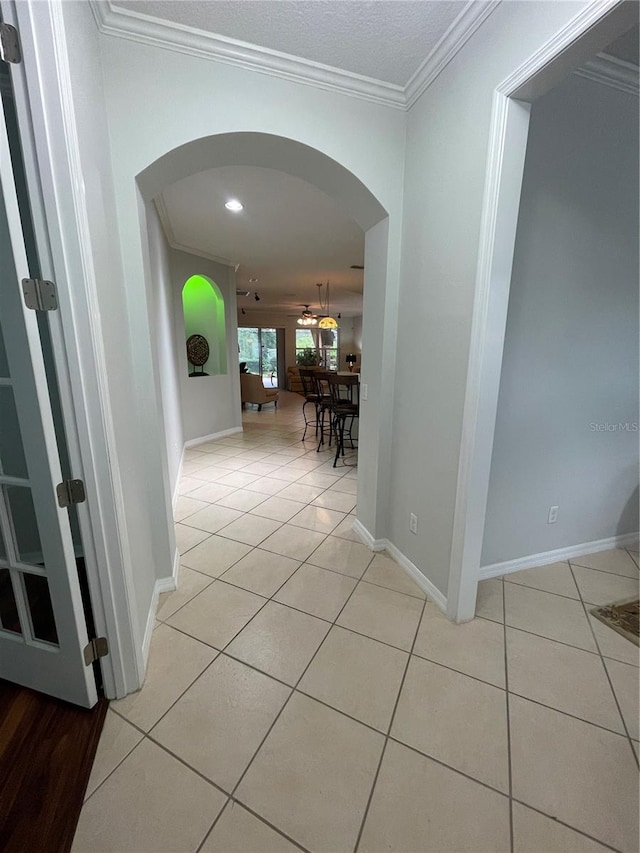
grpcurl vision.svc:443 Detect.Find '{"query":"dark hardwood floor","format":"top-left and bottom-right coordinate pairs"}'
top-left (0, 679), bottom-right (108, 853)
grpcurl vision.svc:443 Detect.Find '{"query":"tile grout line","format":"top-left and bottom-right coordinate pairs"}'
top-left (93, 407), bottom-right (637, 852)
top-left (352, 594), bottom-right (428, 853)
top-left (107, 664), bottom-right (626, 853)
top-left (195, 799), bottom-right (311, 853)
top-left (91, 437), bottom-right (334, 832)
top-left (179, 456), bottom-right (355, 522)
top-left (478, 611), bottom-right (639, 668)
top-left (509, 797), bottom-right (625, 853)
top-left (209, 547), bottom-right (377, 850)
top-left (169, 548), bottom-right (636, 740)
top-left (503, 567), bottom-right (638, 602)
top-left (567, 563), bottom-right (639, 769)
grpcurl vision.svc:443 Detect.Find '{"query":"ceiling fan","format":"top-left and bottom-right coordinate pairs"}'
top-left (287, 304), bottom-right (319, 326)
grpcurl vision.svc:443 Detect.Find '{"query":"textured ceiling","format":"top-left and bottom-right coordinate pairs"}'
top-left (111, 0), bottom-right (467, 86)
top-left (158, 165), bottom-right (365, 316)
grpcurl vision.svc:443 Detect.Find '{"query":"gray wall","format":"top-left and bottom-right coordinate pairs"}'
top-left (170, 250), bottom-right (242, 447)
top-left (389, 1), bottom-right (591, 598)
top-left (144, 203), bottom-right (184, 494)
top-left (482, 74), bottom-right (639, 566)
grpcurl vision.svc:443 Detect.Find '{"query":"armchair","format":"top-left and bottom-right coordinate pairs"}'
top-left (240, 373), bottom-right (279, 411)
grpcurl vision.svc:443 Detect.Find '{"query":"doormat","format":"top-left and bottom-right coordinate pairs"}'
top-left (591, 598), bottom-right (639, 647)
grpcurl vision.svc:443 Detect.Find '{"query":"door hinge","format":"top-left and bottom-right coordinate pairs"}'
top-left (56, 479), bottom-right (86, 508)
top-left (22, 278), bottom-right (58, 311)
top-left (83, 636), bottom-right (108, 666)
top-left (0, 23), bottom-right (21, 64)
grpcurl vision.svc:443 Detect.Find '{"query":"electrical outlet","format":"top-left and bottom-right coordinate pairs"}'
top-left (410, 513), bottom-right (418, 534)
top-left (361, 383), bottom-right (368, 401)
top-left (548, 505), bottom-right (559, 524)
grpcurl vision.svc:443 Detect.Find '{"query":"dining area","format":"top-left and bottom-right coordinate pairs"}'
top-left (298, 369), bottom-right (360, 468)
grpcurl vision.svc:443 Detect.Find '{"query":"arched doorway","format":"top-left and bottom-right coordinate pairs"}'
top-left (136, 132), bottom-right (393, 555)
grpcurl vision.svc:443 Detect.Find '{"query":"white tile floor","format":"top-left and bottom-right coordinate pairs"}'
top-left (74, 392), bottom-right (639, 853)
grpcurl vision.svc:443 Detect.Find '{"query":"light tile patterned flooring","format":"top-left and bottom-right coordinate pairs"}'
top-left (74, 392), bottom-right (639, 852)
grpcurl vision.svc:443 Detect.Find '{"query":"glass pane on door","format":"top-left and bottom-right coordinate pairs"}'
top-left (0, 568), bottom-right (21, 634)
top-left (23, 572), bottom-right (58, 644)
top-left (238, 328), bottom-right (260, 375)
top-left (0, 324), bottom-right (9, 378)
top-left (6, 486), bottom-right (44, 567)
top-left (0, 385), bottom-right (29, 478)
top-left (260, 328), bottom-right (278, 387)
top-left (237, 327), bottom-right (279, 386)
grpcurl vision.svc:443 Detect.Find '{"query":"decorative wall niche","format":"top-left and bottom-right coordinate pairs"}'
top-left (181, 274), bottom-right (227, 376)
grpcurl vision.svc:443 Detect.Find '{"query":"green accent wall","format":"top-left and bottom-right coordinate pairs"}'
top-left (182, 275), bottom-right (227, 376)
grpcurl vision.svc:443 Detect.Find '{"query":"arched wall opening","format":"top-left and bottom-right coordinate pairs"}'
top-left (181, 274), bottom-right (227, 377)
top-left (136, 131), bottom-right (393, 554)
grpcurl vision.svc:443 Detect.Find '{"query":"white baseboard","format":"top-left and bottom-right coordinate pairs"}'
top-left (480, 531), bottom-right (640, 580)
top-left (352, 519), bottom-right (386, 551)
top-left (352, 520), bottom-right (448, 614)
top-left (141, 556), bottom-right (180, 672)
top-left (185, 426), bottom-right (243, 448)
top-left (172, 446), bottom-right (185, 511)
top-left (141, 581), bottom-right (160, 670)
top-left (157, 548), bottom-right (180, 593)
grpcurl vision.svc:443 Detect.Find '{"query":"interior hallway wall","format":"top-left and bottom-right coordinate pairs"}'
top-left (390, 0), bottom-right (598, 601)
top-left (482, 74), bottom-right (639, 566)
top-left (144, 202), bottom-right (183, 496)
top-left (97, 26), bottom-right (406, 600)
top-left (170, 249), bottom-right (241, 446)
top-left (60, 0), bottom-right (173, 647)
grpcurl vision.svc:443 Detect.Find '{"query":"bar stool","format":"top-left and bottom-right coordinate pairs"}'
top-left (314, 371), bottom-right (335, 452)
top-left (298, 368), bottom-right (320, 441)
top-left (327, 374), bottom-right (359, 467)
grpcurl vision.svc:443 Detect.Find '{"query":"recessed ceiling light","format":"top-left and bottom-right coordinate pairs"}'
top-left (248, 277), bottom-right (258, 283)
top-left (225, 199), bottom-right (243, 212)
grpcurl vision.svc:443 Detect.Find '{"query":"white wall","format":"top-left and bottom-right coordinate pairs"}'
top-left (60, 0), bottom-right (605, 642)
top-left (171, 250), bottom-right (242, 445)
top-left (390, 1), bottom-right (594, 599)
top-left (98, 32), bottom-right (406, 558)
top-left (144, 202), bottom-right (183, 494)
top-left (60, 0), bottom-right (173, 653)
top-left (336, 317), bottom-right (361, 371)
top-left (481, 74), bottom-right (639, 566)
top-left (353, 315), bottom-right (363, 356)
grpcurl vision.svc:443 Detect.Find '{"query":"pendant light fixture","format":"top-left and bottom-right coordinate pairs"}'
top-left (316, 281), bottom-right (338, 329)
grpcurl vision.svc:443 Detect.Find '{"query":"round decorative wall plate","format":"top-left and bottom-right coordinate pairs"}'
top-left (186, 334), bottom-right (209, 367)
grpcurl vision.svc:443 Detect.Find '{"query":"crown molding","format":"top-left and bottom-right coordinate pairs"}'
top-left (169, 238), bottom-right (237, 268)
top-left (404, 0), bottom-right (501, 108)
top-left (575, 52), bottom-right (639, 96)
top-left (497, 0), bottom-right (638, 99)
top-left (89, 0), bottom-right (500, 111)
top-left (153, 195), bottom-right (237, 267)
top-left (89, 0), bottom-right (405, 109)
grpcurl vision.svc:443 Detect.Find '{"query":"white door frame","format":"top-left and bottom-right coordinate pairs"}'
top-left (447, 0), bottom-right (639, 622)
top-left (3, 0), bottom-right (139, 697)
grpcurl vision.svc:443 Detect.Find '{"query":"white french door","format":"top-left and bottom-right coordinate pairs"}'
top-left (0, 72), bottom-right (97, 707)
